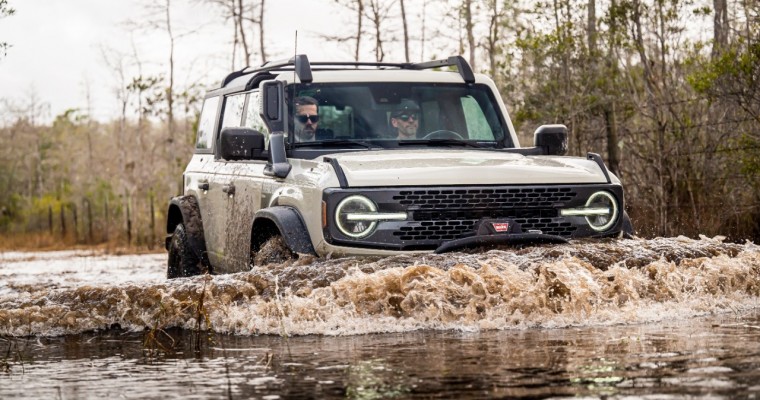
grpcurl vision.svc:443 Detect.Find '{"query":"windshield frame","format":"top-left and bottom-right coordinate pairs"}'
top-left (286, 82), bottom-right (515, 150)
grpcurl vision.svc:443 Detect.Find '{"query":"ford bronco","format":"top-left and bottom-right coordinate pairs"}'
top-left (165, 55), bottom-right (633, 278)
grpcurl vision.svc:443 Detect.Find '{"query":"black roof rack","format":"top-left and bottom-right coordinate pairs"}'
top-left (220, 54), bottom-right (476, 88)
top-left (407, 56), bottom-right (475, 83)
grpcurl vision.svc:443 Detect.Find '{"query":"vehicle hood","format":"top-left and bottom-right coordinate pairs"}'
top-left (328, 149), bottom-right (610, 187)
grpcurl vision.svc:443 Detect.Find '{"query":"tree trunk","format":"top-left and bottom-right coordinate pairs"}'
top-left (126, 194), bottom-right (132, 246)
top-left (60, 203), bottom-right (66, 239)
top-left (355, 0), bottom-right (364, 61)
top-left (150, 193), bottom-right (156, 250)
top-left (604, 103), bottom-right (620, 176)
top-left (462, 0), bottom-right (476, 70)
top-left (486, 0), bottom-right (500, 79)
top-left (259, 0), bottom-right (267, 63)
top-left (104, 194), bottom-right (110, 242)
top-left (164, 0), bottom-right (175, 147)
top-left (85, 197), bottom-right (93, 243)
top-left (400, 0), bottom-right (410, 62)
top-left (72, 203), bottom-right (78, 242)
top-left (236, 0), bottom-right (251, 65)
top-left (587, 0), bottom-right (597, 56)
top-left (420, 0), bottom-right (427, 61)
top-left (712, 0), bottom-right (728, 57)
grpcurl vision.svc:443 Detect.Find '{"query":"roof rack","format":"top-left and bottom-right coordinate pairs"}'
top-left (220, 54), bottom-right (476, 88)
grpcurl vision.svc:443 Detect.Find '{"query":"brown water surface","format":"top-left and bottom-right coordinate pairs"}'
top-left (1, 237), bottom-right (759, 398)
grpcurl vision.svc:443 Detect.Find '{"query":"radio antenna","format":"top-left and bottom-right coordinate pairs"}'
top-left (293, 30), bottom-right (298, 83)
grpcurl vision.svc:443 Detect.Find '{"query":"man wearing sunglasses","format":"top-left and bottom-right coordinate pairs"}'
top-left (294, 96), bottom-right (320, 142)
top-left (390, 99), bottom-right (420, 140)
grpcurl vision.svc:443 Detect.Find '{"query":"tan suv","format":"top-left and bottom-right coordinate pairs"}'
top-left (165, 55), bottom-right (633, 278)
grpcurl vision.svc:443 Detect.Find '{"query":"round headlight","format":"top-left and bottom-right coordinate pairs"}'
top-left (335, 195), bottom-right (378, 238)
top-left (585, 191), bottom-right (619, 231)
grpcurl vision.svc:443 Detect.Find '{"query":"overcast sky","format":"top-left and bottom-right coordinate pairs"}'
top-left (0, 0), bottom-right (368, 122)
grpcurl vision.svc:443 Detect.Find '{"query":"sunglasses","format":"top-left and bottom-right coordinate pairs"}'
top-left (394, 113), bottom-right (418, 122)
top-left (296, 114), bottom-right (319, 123)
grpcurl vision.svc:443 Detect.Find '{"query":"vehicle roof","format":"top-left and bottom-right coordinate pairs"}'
top-left (208, 55), bottom-right (482, 95)
top-left (224, 69), bottom-right (491, 89)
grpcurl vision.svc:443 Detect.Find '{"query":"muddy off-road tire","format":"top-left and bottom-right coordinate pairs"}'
top-left (251, 235), bottom-right (297, 266)
top-left (167, 223), bottom-right (202, 278)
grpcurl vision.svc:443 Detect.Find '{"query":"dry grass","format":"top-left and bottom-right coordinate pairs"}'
top-left (0, 232), bottom-right (164, 254)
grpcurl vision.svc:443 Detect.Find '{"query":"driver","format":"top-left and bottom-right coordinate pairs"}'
top-left (294, 96), bottom-right (320, 142)
top-left (390, 99), bottom-right (420, 140)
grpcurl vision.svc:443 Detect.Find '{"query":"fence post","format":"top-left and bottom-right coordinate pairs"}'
top-left (72, 203), bottom-right (79, 243)
top-left (150, 193), bottom-right (156, 250)
top-left (126, 194), bottom-right (132, 247)
top-left (84, 197), bottom-right (93, 244)
top-left (60, 203), bottom-right (66, 239)
top-left (104, 194), bottom-right (110, 243)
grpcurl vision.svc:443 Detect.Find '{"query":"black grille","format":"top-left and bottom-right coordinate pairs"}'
top-left (391, 187), bottom-right (576, 209)
top-left (388, 188), bottom-right (580, 241)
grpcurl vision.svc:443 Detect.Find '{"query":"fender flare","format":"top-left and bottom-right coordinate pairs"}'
top-left (166, 196), bottom-right (209, 266)
top-left (252, 206), bottom-right (317, 255)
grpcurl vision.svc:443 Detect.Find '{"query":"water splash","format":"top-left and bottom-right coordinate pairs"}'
top-left (1, 237), bottom-right (758, 336)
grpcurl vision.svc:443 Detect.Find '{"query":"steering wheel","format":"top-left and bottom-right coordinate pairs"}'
top-left (421, 130), bottom-right (464, 140)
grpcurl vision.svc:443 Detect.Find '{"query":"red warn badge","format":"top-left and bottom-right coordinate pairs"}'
top-left (492, 222), bottom-right (510, 233)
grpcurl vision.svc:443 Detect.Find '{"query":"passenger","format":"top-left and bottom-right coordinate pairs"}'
top-left (390, 99), bottom-right (420, 140)
top-left (294, 96), bottom-right (320, 142)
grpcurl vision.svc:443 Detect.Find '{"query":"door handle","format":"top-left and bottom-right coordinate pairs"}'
top-left (222, 184), bottom-right (236, 195)
top-left (198, 181), bottom-right (209, 191)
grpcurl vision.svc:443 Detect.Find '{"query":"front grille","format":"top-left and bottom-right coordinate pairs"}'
top-left (389, 187), bottom-right (580, 241)
top-left (391, 187), bottom-right (576, 209)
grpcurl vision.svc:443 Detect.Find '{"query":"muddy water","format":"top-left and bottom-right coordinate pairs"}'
top-left (1, 237), bottom-right (759, 398)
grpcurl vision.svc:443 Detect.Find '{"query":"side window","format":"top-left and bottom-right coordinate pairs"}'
top-left (461, 96), bottom-right (492, 140)
top-left (244, 91), bottom-right (269, 135)
top-left (195, 96), bottom-right (220, 150)
top-left (220, 93), bottom-right (246, 129)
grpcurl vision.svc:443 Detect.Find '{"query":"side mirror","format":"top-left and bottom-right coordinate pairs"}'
top-left (260, 80), bottom-right (286, 133)
top-left (219, 127), bottom-right (265, 160)
top-left (534, 124), bottom-right (568, 156)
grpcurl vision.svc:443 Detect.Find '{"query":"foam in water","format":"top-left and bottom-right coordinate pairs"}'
top-left (0, 237), bottom-right (758, 336)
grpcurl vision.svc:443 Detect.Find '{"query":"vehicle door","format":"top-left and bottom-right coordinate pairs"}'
top-left (206, 91), bottom-right (270, 273)
top-left (200, 92), bottom-right (247, 271)
top-left (187, 95), bottom-right (221, 264)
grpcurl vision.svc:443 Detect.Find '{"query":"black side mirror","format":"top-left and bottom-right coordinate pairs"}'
top-left (534, 124), bottom-right (568, 156)
top-left (264, 133), bottom-right (292, 178)
top-left (219, 127), bottom-right (265, 160)
top-left (260, 80), bottom-right (286, 133)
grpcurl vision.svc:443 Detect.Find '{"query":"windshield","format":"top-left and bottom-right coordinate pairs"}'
top-left (288, 83), bottom-right (512, 147)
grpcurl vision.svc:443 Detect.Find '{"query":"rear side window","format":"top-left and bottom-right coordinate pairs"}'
top-left (244, 91), bottom-right (269, 135)
top-left (220, 93), bottom-right (246, 129)
top-left (195, 96), bottom-right (219, 150)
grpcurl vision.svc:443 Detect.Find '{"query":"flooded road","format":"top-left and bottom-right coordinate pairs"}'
top-left (1, 237), bottom-right (759, 398)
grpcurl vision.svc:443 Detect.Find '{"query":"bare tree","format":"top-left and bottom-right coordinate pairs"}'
top-left (400, 0), bottom-right (409, 62)
top-left (461, 0), bottom-right (476, 70)
top-left (0, 0), bottom-right (15, 59)
top-left (712, 0), bottom-right (729, 57)
top-left (205, 0), bottom-right (267, 67)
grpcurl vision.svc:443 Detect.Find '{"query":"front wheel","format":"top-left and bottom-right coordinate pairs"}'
top-left (167, 223), bottom-right (202, 278)
top-left (251, 235), bottom-right (296, 267)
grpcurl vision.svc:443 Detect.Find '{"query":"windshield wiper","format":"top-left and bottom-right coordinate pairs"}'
top-left (398, 139), bottom-right (487, 149)
top-left (294, 139), bottom-right (374, 150)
